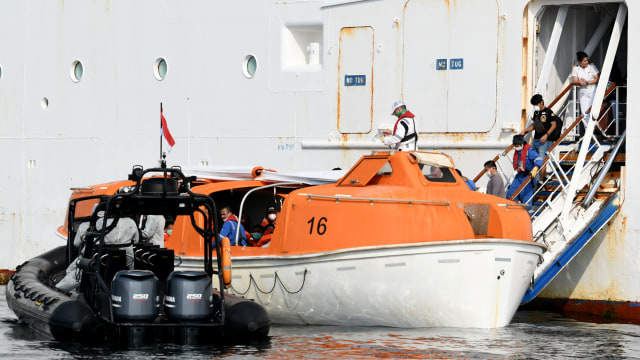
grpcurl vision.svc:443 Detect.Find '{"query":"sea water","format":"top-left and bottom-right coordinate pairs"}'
top-left (1, 285), bottom-right (639, 359)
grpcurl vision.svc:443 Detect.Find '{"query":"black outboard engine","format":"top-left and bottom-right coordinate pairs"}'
top-left (111, 270), bottom-right (160, 346)
top-left (164, 271), bottom-right (213, 344)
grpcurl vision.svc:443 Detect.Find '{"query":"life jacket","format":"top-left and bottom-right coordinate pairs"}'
top-left (513, 143), bottom-right (532, 173)
top-left (392, 110), bottom-right (418, 147)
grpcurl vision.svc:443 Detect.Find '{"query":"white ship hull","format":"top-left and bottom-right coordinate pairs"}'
top-left (180, 240), bottom-right (545, 328)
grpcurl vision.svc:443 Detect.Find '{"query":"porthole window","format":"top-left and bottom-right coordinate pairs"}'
top-left (70, 60), bottom-right (83, 82)
top-left (243, 55), bottom-right (258, 78)
top-left (154, 58), bottom-right (168, 80)
top-left (41, 97), bottom-right (49, 109)
top-left (0, 65), bottom-right (3, 80)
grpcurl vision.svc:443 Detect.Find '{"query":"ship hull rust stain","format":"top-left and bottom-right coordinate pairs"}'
top-left (523, 297), bottom-right (640, 324)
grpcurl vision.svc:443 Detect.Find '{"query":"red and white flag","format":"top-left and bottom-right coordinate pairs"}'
top-left (161, 109), bottom-right (175, 148)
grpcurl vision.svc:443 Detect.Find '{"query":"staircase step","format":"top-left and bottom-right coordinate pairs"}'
top-left (559, 152), bottom-right (625, 163)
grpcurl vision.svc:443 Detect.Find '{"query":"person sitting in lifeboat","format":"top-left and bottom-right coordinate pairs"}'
top-left (218, 206), bottom-right (248, 246)
top-left (257, 224), bottom-right (275, 248)
top-left (260, 205), bottom-right (279, 228)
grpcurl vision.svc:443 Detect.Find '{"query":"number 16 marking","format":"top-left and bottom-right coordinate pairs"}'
top-left (307, 216), bottom-right (328, 235)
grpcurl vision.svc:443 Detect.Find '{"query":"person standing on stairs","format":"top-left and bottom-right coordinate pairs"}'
top-left (521, 94), bottom-right (562, 180)
top-left (507, 135), bottom-right (543, 210)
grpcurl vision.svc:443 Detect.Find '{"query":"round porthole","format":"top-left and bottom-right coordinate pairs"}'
top-left (41, 97), bottom-right (49, 109)
top-left (0, 65), bottom-right (3, 80)
top-left (243, 55), bottom-right (257, 78)
top-left (70, 61), bottom-right (83, 83)
top-left (154, 58), bottom-right (168, 81)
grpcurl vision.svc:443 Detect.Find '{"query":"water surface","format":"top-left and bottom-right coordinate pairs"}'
top-left (2, 285), bottom-right (639, 359)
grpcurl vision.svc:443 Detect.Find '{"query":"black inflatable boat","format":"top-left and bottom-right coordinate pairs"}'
top-left (5, 161), bottom-right (270, 345)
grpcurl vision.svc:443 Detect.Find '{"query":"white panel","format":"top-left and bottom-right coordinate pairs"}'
top-left (338, 27), bottom-right (373, 134)
top-left (404, 0), bottom-right (498, 133)
top-left (403, 0), bottom-right (449, 133)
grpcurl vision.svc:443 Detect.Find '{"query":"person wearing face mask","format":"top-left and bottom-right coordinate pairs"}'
top-left (218, 206), bottom-right (247, 246)
top-left (483, 160), bottom-right (505, 198)
top-left (247, 225), bottom-right (264, 247)
top-left (163, 217), bottom-right (174, 243)
top-left (258, 224), bottom-right (275, 247)
top-left (520, 94), bottom-right (562, 180)
top-left (261, 205), bottom-right (279, 228)
top-left (382, 100), bottom-right (418, 151)
top-left (506, 135), bottom-right (542, 209)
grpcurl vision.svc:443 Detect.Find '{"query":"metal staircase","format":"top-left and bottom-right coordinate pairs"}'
top-left (470, 2), bottom-right (628, 306)
top-left (473, 82), bottom-right (626, 305)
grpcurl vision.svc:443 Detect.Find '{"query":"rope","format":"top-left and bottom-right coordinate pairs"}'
top-left (231, 269), bottom-right (308, 296)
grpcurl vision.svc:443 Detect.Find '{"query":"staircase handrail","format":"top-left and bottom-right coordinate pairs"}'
top-left (581, 130), bottom-right (626, 209)
top-left (506, 82), bottom-right (618, 201)
top-left (547, 81), bottom-right (580, 109)
top-left (472, 81), bottom-right (579, 183)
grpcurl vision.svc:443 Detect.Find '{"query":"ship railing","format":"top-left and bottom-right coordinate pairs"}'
top-left (471, 81), bottom-right (625, 263)
top-left (473, 82), bottom-right (622, 215)
top-left (515, 82), bottom-right (620, 216)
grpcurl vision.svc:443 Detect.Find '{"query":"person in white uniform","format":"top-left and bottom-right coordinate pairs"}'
top-left (140, 214), bottom-right (166, 247)
top-left (571, 51), bottom-right (600, 121)
top-left (56, 209), bottom-right (139, 292)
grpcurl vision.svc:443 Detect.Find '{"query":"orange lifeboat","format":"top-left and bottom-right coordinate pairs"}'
top-left (171, 151), bottom-right (546, 328)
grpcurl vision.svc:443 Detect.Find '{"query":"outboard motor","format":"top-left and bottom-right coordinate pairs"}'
top-left (111, 270), bottom-right (160, 346)
top-left (164, 271), bottom-right (212, 344)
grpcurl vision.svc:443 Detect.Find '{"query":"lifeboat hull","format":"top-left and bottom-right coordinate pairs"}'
top-left (181, 239), bottom-right (545, 328)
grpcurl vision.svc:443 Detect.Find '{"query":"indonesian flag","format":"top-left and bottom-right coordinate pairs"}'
top-left (161, 109), bottom-right (175, 148)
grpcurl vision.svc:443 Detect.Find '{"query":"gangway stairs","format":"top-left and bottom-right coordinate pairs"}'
top-left (473, 82), bottom-right (626, 305)
top-left (520, 130), bottom-right (624, 304)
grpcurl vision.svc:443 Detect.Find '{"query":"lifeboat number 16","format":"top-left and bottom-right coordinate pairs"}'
top-left (307, 216), bottom-right (327, 235)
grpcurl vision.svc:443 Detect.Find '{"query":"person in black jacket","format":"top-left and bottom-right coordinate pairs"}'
top-left (520, 94), bottom-right (562, 179)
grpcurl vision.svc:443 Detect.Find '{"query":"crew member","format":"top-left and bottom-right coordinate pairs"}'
top-left (140, 214), bottom-right (165, 247)
top-left (383, 100), bottom-right (418, 151)
top-left (56, 208), bottom-right (139, 292)
top-left (571, 51), bottom-right (600, 121)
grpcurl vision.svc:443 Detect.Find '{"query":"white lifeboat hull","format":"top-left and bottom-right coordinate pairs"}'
top-left (180, 239), bottom-right (545, 328)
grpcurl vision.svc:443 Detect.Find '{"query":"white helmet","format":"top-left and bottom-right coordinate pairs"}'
top-left (391, 100), bottom-right (405, 115)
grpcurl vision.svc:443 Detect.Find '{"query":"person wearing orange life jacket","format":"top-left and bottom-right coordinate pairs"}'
top-left (383, 100), bottom-right (418, 151)
top-left (257, 224), bottom-right (275, 247)
top-left (260, 205), bottom-right (279, 228)
top-left (506, 135), bottom-right (542, 210)
top-left (247, 224), bottom-right (264, 247)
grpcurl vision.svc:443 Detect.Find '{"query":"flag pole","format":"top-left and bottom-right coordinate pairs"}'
top-left (160, 102), bottom-right (163, 161)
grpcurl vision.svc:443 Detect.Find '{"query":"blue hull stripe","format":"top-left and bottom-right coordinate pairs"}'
top-left (521, 192), bottom-right (620, 304)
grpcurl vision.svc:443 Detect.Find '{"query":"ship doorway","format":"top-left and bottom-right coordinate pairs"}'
top-left (337, 26), bottom-right (374, 134)
top-left (527, 3), bottom-right (627, 135)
